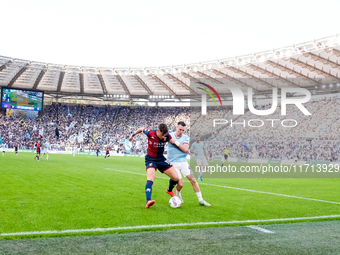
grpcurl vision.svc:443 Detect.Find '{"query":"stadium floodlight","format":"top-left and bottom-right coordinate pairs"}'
top-left (315, 86), bottom-right (318, 89)
top-left (330, 84), bottom-right (334, 88)
top-left (322, 85), bottom-right (326, 89)
top-left (337, 83), bottom-right (340, 87)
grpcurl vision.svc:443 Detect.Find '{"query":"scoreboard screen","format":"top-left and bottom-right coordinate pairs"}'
top-left (1, 88), bottom-right (44, 111)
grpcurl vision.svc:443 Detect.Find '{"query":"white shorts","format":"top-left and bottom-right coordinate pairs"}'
top-left (44, 149), bottom-right (49, 153)
top-left (196, 158), bottom-right (209, 166)
top-left (171, 162), bottom-right (193, 179)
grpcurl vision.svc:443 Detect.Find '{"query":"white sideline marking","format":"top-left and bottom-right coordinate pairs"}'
top-left (1, 215), bottom-right (340, 237)
top-left (247, 225), bottom-right (275, 234)
top-left (104, 168), bottom-right (340, 205)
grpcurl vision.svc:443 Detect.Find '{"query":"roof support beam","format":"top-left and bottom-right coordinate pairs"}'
top-left (249, 64), bottom-right (300, 88)
top-left (57, 71), bottom-right (65, 92)
top-left (150, 75), bottom-right (176, 96)
top-left (306, 52), bottom-right (340, 69)
top-left (7, 63), bottom-right (29, 88)
top-left (211, 69), bottom-right (259, 92)
top-left (165, 73), bottom-right (198, 95)
top-left (134, 75), bottom-right (153, 95)
top-left (266, 60), bottom-right (321, 85)
top-left (289, 57), bottom-right (340, 82)
top-left (33, 68), bottom-right (46, 90)
top-left (79, 72), bottom-right (84, 94)
top-left (116, 75), bottom-right (131, 95)
top-left (227, 66), bottom-right (275, 88)
top-left (331, 48), bottom-right (340, 56)
top-left (97, 72), bottom-right (108, 95)
top-left (0, 60), bottom-right (12, 72)
top-left (194, 71), bottom-right (224, 84)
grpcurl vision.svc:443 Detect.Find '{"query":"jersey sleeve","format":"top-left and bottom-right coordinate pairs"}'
top-left (183, 135), bottom-right (189, 144)
top-left (168, 133), bottom-right (172, 140)
top-left (142, 128), bottom-right (151, 136)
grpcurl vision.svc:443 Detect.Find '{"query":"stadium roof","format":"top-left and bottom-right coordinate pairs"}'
top-left (1, 34), bottom-right (340, 102)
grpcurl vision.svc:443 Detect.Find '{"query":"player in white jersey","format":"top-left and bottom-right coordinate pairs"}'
top-left (167, 122), bottom-right (210, 206)
top-left (41, 139), bottom-right (50, 161)
top-left (2, 143), bottom-right (6, 156)
top-left (73, 145), bottom-right (77, 157)
top-left (190, 135), bottom-right (209, 181)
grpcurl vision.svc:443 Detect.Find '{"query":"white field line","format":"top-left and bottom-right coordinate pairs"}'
top-left (1, 215), bottom-right (340, 237)
top-left (104, 168), bottom-right (340, 205)
top-left (247, 225), bottom-right (275, 234)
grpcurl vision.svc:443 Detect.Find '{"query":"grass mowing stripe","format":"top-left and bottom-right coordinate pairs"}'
top-left (198, 182), bottom-right (340, 205)
top-left (104, 168), bottom-right (340, 205)
top-left (1, 215), bottom-right (339, 237)
top-left (247, 225), bottom-right (275, 234)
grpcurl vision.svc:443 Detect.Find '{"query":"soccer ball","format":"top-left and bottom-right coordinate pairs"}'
top-left (169, 196), bottom-right (182, 208)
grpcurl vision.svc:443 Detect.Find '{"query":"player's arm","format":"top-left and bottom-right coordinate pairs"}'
top-left (190, 144), bottom-right (198, 155)
top-left (204, 147), bottom-right (209, 160)
top-left (169, 138), bottom-right (189, 153)
top-left (129, 127), bottom-right (144, 141)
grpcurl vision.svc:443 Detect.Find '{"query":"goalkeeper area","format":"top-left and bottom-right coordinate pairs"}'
top-left (0, 153), bottom-right (340, 253)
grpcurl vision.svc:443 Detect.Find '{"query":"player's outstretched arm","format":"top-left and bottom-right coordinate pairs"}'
top-left (129, 127), bottom-right (144, 141)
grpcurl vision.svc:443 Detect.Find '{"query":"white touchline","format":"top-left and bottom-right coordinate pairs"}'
top-left (1, 215), bottom-right (340, 237)
top-left (247, 225), bottom-right (275, 234)
top-left (104, 168), bottom-right (340, 205)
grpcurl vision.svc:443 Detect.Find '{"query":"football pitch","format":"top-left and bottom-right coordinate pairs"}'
top-left (1, 153), bottom-right (340, 244)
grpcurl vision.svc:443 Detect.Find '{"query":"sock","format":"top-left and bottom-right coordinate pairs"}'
top-left (37, 156), bottom-right (40, 161)
top-left (145, 180), bottom-right (153, 202)
top-left (108, 155), bottom-right (110, 158)
top-left (196, 191), bottom-right (203, 202)
top-left (176, 190), bottom-right (181, 196)
top-left (104, 156), bottom-right (106, 159)
top-left (167, 179), bottom-right (178, 192)
top-left (47, 155), bottom-right (49, 160)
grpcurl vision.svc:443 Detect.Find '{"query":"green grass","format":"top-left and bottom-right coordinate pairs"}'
top-left (0, 153), bottom-right (340, 240)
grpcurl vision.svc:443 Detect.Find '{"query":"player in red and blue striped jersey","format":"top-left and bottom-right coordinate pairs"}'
top-left (129, 123), bottom-right (187, 209)
top-left (34, 140), bottom-right (41, 162)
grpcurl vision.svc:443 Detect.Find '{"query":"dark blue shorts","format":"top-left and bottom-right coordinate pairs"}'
top-left (145, 155), bottom-right (172, 173)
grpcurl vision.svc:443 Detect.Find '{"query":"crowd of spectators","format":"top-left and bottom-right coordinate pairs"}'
top-left (1, 95), bottom-right (340, 161)
top-left (202, 96), bottom-right (340, 162)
